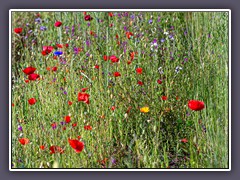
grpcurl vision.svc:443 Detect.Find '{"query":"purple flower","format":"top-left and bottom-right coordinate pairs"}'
top-left (149, 19), bottom-right (153, 24)
top-left (63, 91), bottom-right (67, 95)
top-left (161, 38), bottom-right (165, 43)
top-left (60, 59), bottom-right (66, 65)
top-left (73, 47), bottom-right (80, 55)
top-left (184, 31), bottom-right (188, 36)
top-left (111, 157), bottom-right (117, 165)
top-left (130, 14), bottom-right (135, 20)
top-left (60, 87), bottom-right (64, 91)
top-left (52, 123), bottom-right (57, 130)
top-left (18, 125), bottom-right (23, 131)
top-left (72, 26), bottom-right (75, 33)
top-left (157, 16), bottom-right (161, 22)
top-left (35, 17), bottom-right (42, 24)
top-left (40, 26), bottom-right (47, 31)
top-left (52, 78), bottom-right (57, 82)
top-left (65, 26), bottom-right (70, 34)
top-left (86, 40), bottom-right (90, 47)
top-left (87, 22), bottom-right (91, 27)
top-left (60, 121), bottom-right (66, 126)
top-left (124, 26), bottom-right (128, 31)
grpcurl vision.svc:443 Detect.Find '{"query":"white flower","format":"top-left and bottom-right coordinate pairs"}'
top-left (164, 31), bottom-right (169, 35)
top-left (175, 66), bottom-right (183, 73)
top-left (158, 67), bottom-right (164, 74)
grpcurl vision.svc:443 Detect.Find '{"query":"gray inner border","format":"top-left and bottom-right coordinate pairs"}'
top-left (1, 0), bottom-right (238, 179)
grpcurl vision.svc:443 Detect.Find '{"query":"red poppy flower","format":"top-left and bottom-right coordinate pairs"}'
top-left (162, 96), bottom-right (168, 101)
top-left (40, 145), bottom-right (45, 150)
top-left (72, 123), bottom-right (77, 127)
top-left (103, 55), bottom-right (109, 61)
top-left (23, 66), bottom-right (36, 75)
top-left (65, 44), bottom-right (69, 48)
top-left (111, 106), bottom-right (116, 111)
top-left (42, 46), bottom-right (53, 56)
top-left (28, 98), bottom-right (37, 105)
top-left (181, 138), bottom-right (188, 143)
top-left (12, 103), bottom-right (15, 107)
top-left (28, 73), bottom-right (40, 81)
top-left (81, 88), bottom-right (88, 92)
top-left (116, 34), bottom-right (119, 39)
top-left (78, 92), bottom-right (90, 104)
top-left (63, 126), bottom-right (66, 130)
top-left (53, 55), bottom-right (58, 59)
top-left (19, 138), bottom-right (30, 145)
top-left (43, 46), bottom-right (54, 52)
top-left (84, 125), bottom-right (92, 130)
top-left (109, 23), bottom-right (113, 27)
top-left (90, 31), bottom-right (95, 36)
top-left (130, 53), bottom-right (134, 61)
top-left (52, 67), bottom-right (57, 72)
top-left (51, 122), bottom-right (57, 129)
top-left (68, 101), bottom-right (73, 105)
top-left (110, 55), bottom-right (119, 63)
top-left (77, 136), bottom-right (81, 140)
top-left (108, 12), bottom-right (113, 17)
top-left (56, 44), bottom-right (63, 48)
top-left (14, 28), bottom-right (23, 34)
top-left (157, 79), bottom-right (162, 84)
top-left (95, 65), bottom-right (100, 69)
top-left (50, 145), bottom-right (64, 154)
top-left (84, 15), bottom-right (93, 21)
top-left (188, 100), bottom-right (205, 111)
top-left (127, 60), bottom-right (132, 65)
top-left (54, 21), bottom-right (62, 27)
top-left (126, 32), bottom-right (134, 39)
top-left (65, 116), bottom-right (71, 123)
top-left (68, 139), bottom-right (84, 153)
top-left (83, 12), bottom-right (87, 15)
top-left (137, 81), bottom-right (144, 86)
top-left (25, 79), bottom-right (29, 83)
top-left (136, 68), bottom-right (142, 74)
top-left (113, 72), bottom-right (121, 77)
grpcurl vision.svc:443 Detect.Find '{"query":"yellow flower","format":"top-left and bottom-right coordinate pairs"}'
top-left (140, 107), bottom-right (150, 113)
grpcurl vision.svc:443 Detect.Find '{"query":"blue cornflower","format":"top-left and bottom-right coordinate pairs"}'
top-left (54, 51), bottom-right (63, 56)
top-left (149, 19), bottom-right (153, 24)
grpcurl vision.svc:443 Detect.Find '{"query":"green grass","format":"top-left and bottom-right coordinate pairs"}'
top-left (11, 11), bottom-right (229, 169)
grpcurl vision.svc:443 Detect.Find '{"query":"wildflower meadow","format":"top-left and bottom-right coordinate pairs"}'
top-left (10, 11), bottom-right (229, 169)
